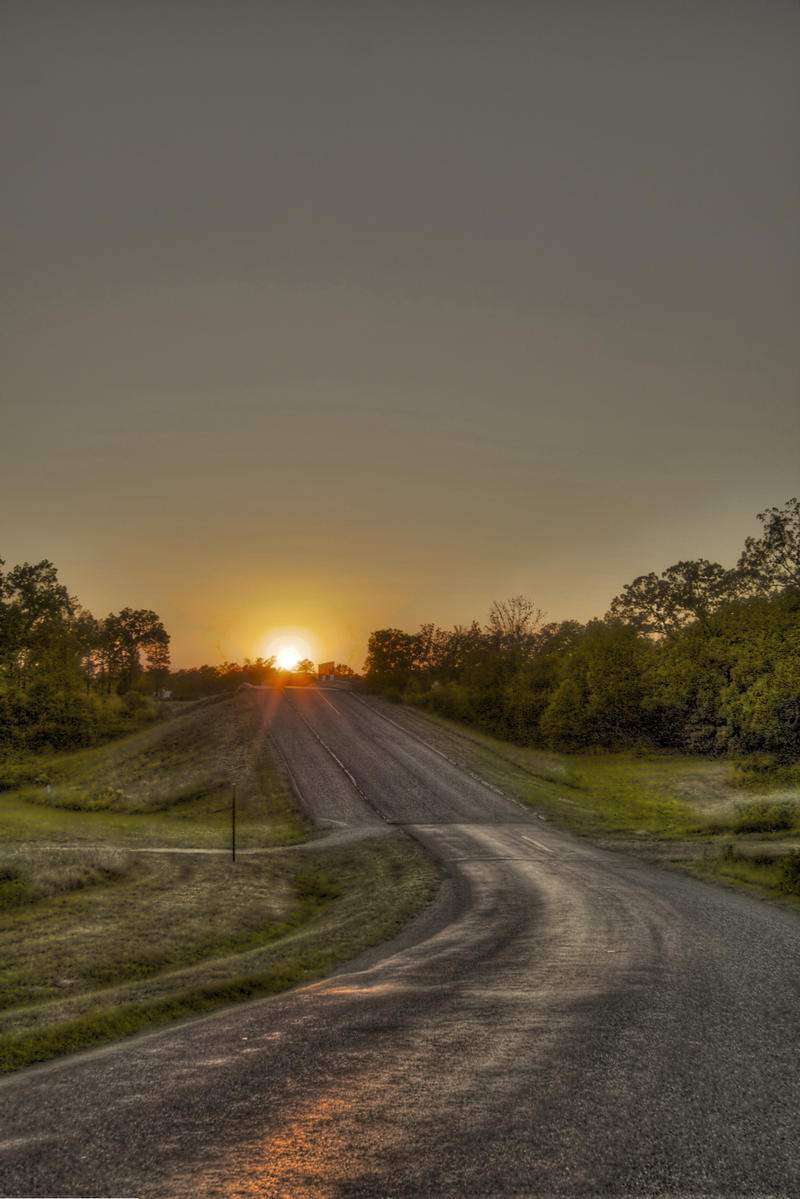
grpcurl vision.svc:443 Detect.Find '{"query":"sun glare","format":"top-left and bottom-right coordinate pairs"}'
top-left (276, 646), bottom-right (300, 671)
top-left (260, 626), bottom-right (317, 673)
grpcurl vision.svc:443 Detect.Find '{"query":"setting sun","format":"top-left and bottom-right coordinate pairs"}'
top-left (260, 627), bottom-right (318, 673)
top-left (276, 646), bottom-right (300, 671)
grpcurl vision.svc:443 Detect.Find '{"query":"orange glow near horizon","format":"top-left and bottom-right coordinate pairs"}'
top-left (260, 627), bottom-right (318, 671)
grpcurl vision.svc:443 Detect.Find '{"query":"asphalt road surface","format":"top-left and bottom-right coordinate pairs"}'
top-left (2, 686), bottom-right (800, 1198)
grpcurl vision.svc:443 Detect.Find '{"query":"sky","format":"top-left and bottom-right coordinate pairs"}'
top-left (2, 0), bottom-right (798, 670)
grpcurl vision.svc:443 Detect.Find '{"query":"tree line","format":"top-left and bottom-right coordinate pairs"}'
top-left (167, 659), bottom-right (354, 700)
top-left (167, 657), bottom-right (306, 700)
top-left (363, 500), bottom-right (800, 761)
top-left (0, 559), bottom-right (169, 752)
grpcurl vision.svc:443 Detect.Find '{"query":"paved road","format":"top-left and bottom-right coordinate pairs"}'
top-left (2, 686), bottom-right (800, 1197)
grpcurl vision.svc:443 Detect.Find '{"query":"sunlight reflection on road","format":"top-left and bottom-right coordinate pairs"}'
top-left (171, 1083), bottom-right (405, 1198)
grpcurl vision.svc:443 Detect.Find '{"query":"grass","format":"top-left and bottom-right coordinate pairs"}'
top-left (364, 695), bottom-right (800, 907)
top-left (0, 693), bottom-right (308, 849)
top-left (5, 684), bottom-right (796, 1073)
top-left (692, 845), bottom-right (800, 908)
top-left (0, 836), bottom-right (439, 1073)
top-left (365, 698), bottom-right (707, 838)
top-left (0, 844), bottom-right (133, 908)
top-left (0, 691), bottom-right (441, 1072)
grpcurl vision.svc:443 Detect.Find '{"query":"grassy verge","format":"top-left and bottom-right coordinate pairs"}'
top-left (365, 695), bottom-right (800, 904)
top-left (0, 836), bottom-right (439, 1073)
top-left (0, 693), bottom-right (308, 849)
top-left (691, 845), bottom-right (800, 908)
top-left (366, 698), bottom-right (707, 838)
top-left (0, 692), bottom-right (440, 1072)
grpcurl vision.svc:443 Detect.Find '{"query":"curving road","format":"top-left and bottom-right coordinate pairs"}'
top-left (2, 686), bottom-right (800, 1197)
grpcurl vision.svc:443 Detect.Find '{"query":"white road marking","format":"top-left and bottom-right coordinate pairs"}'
top-left (520, 835), bottom-right (554, 854)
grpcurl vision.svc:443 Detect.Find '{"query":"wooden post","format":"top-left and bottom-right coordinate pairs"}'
top-left (232, 785), bottom-right (236, 862)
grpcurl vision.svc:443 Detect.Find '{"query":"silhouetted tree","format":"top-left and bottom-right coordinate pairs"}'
top-left (607, 559), bottom-right (741, 637)
top-left (363, 628), bottom-right (416, 693)
top-left (101, 608), bottom-right (170, 694)
top-left (738, 497), bottom-right (800, 595)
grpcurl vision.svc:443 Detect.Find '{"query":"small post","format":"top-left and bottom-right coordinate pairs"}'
top-left (232, 785), bottom-right (237, 862)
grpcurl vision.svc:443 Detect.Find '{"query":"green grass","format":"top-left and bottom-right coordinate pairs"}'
top-left (369, 696), bottom-right (800, 871)
top-left (0, 693), bottom-right (308, 849)
top-left (385, 699), bottom-right (800, 915)
top-left (0, 692), bottom-right (441, 1072)
top-left (371, 700), bottom-right (707, 839)
top-left (545, 752), bottom-right (701, 837)
top-left (691, 845), bottom-right (800, 909)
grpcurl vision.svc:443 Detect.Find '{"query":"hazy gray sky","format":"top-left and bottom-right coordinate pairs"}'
top-left (2, 1), bottom-right (798, 668)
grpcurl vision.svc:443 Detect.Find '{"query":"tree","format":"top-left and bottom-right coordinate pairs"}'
top-left (607, 559), bottom-right (741, 637)
top-left (540, 621), bottom-right (654, 748)
top-left (0, 560), bottom-right (77, 687)
top-left (295, 658), bottom-right (314, 674)
top-left (0, 557), bottom-right (172, 749)
top-left (738, 497), bottom-right (800, 595)
top-left (363, 628), bottom-right (416, 693)
top-left (101, 608), bottom-right (170, 694)
top-left (435, 622), bottom-right (485, 682)
top-left (487, 596), bottom-right (543, 652)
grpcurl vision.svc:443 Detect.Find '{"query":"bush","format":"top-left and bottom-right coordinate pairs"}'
top-left (779, 851), bottom-right (800, 896)
top-left (733, 802), bottom-right (798, 833)
top-left (0, 866), bottom-right (31, 909)
top-left (731, 754), bottom-right (800, 789)
top-left (122, 690), bottom-right (147, 714)
top-left (731, 753), bottom-right (780, 785)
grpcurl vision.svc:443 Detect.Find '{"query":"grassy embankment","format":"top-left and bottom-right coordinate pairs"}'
top-left (0, 692), bottom-right (440, 1073)
top-left (372, 696), bottom-right (800, 907)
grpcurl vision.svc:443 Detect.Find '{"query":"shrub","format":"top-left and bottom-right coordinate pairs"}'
top-left (779, 851), bottom-right (800, 896)
top-left (731, 753), bottom-right (780, 786)
top-left (731, 755), bottom-right (800, 790)
top-left (733, 802), bottom-right (797, 833)
top-left (0, 866), bottom-right (31, 909)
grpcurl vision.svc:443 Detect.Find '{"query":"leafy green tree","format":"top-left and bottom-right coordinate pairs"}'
top-left (359, 501), bottom-right (800, 759)
top-left (0, 560), bottom-right (76, 686)
top-left (0, 557), bottom-right (171, 749)
top-left (540, 621), bottom-right (654, 748)
top-left (718, 591), bottom-right (800, 757)
top-left (168, 665), bottom-right (221, 699)
top-left (648, 589), bottom-right (800, 756)
top-left (409, 623), bottom-right (442, 686)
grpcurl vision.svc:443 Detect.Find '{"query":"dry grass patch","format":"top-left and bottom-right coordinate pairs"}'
top-left (0, 835), bottom-right (440, 1073)
top-left (0, 844), bottom-right (133, 908)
